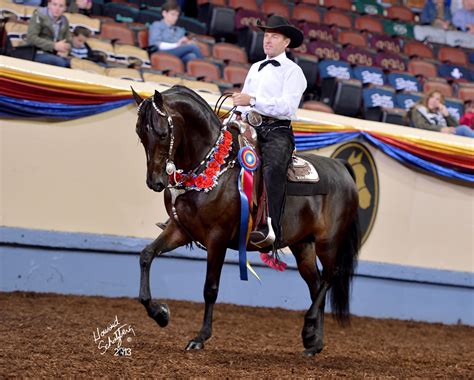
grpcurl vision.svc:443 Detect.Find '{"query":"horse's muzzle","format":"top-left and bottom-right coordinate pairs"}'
top-left (147, 179), bottom-right (166, 192)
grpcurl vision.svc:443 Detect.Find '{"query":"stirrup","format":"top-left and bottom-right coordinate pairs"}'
top-left (249, 217), bottom-right (276, 248)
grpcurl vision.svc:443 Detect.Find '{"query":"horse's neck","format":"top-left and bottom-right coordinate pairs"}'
top-left (173, 100), bottom-right (220, 172)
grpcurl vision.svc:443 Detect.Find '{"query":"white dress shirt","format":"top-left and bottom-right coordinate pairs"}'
top-left (236, 51), bottom-right (307, 120)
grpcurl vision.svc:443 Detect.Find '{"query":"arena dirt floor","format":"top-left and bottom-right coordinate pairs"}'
top-left (0, 291), bottom-right (473, 378)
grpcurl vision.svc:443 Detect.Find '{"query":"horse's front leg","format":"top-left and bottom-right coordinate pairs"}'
top-left (186, 236), bottom-right (228, 350)
top-left (139, 222), bottom-right (190, 327)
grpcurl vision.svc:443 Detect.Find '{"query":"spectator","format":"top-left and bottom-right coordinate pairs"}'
top-left (409, 90), bottom-right (474, 137)
top-left (67, 0), bottom-right (92, 16)
top-left (26, 0), bottom-right (71, 68)
top-left (148, 0), bottom-right (203, 67)
top-left (459, 100), bottom-right (474, 129)
top-left (421, 0), bottom-right (453, 29)
top-left (452, 0), bottom-right (474, 32)
top-left (70, 26), bottom-right (91, 58)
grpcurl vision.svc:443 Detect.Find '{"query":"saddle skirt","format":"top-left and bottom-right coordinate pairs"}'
top-left (229, 120), bottom-right (320, 183)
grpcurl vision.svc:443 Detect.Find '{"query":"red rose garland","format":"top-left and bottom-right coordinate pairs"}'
top-left (169, 129), bottom-right (233, 192)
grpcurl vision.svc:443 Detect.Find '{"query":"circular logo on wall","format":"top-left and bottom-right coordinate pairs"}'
top-left (331, 142), bottom-right (379, 245)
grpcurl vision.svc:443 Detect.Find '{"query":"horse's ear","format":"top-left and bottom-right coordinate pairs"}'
top-left (131, 87), bottom-right (143, 106)
top-left (153, 90), bottom-right (164, 109)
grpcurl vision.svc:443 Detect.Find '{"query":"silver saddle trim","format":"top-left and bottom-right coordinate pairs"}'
top-left (288, 156), bottom-right (320, 183)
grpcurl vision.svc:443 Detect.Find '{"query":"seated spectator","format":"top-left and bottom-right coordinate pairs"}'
top-left (452, 0), bottom-right (474, 32)
top-left (26, 0), bottom-right (71, 68)
top-left (148, 0), bottom-right (203, 67)
top-left (70, 26), bottom-right (91, 59)
top-left (67, 0), bottom-right (92, 16)
top-left (459, 100), bottom-right (474, 129)
top-left (421, 0), bottom-right (453, 29)
top-left (409, 90), bottom-right (474, 137)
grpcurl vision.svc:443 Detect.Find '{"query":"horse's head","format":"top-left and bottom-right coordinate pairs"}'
top-left (132, 87), bottom-right (173, 192)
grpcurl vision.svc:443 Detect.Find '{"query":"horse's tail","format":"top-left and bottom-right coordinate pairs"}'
top-left (330, 161), bottom-right (361, 326)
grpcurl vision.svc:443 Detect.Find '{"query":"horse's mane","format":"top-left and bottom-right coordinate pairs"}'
top-left (163, 85), bottom-right (223, 128)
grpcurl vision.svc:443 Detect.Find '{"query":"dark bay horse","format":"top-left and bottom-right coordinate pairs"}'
top-left (131, 85), bottom-right (360, 356)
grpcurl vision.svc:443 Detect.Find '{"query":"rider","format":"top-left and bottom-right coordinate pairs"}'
top-left (232, 15), bottom-right (307, 248)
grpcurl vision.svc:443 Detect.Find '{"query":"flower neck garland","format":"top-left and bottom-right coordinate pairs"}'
top-left (169, 129), bottom-right (233, 192)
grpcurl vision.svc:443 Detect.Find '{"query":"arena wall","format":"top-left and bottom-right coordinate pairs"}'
top-left (1, 56), bottom-right (473, 325)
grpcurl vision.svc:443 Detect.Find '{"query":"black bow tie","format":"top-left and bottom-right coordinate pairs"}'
top-left (258, 59), bottom-right (281, 71)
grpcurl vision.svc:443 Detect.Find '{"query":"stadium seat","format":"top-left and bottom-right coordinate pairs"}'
top-left (444, 97), bottom-right (465, 121)
top-left (319, 60), bottom-right (353, 81)
top-left (244, 29), bottom-right (265, 62)
top-left (353, 0), bottom-right (384, 15)
top-left (187, 59), bottom-right (221, 81)
top-left (369, 34), bottom-right (402, 54)
top-left (301, 23), bottom-right (336, 43)
top-left (438, 63), bottom-right (472, 82)
top-left (308, 40), bottom-right (341, 61)
top-left (106, 68), bottom-right (143, 81)
top-left (194, 40), bottom-right (212, 57)
top-left (338, 31), bottom-right (367, 48)
top-left (321, 0), bottom-right (352, 11)
top-left (208, 7), bottom-right (236, 39)
top-left (150, 52), bottom-right (185, 75)
top-left (114, 44), bottom-right (150, 68)
top-left (387, 72), bottom-right (421, 92)
top-left (395, 92), bottom-right (423, 111)
top-left (223, 65), bottom-right (249, 87)
top-left (136, 9), bottom-right (162, 25)
top-left (423, 80), bottom-right (453, 98)
top-left (375, 52), bottom-right (407, 72)
top-left (64, 13), bottom-right (101, 35)
top-left (456, 83), bottom-right (474, 102)
top-left (354, 15), bottom-right (384, 34)
top-left (323, 11), bottom-right (352, 29)
top-left (341, 47), bottom-right (376, 67)
top-left (260, 2), bottom-right (290, 19)
top-left (294, 54), bottom-right (319, 92)
top-left (0, 1), bottom-right (36, 21)
top-left (104, 3), bottom-right (139, 23)
top-left (292, 6), bottom-right (321, 24)
top-left (302, 101), bottom-right (334, 114)
top-left (437, 47), bottom-right (468, 66)
top-left (385, 5), bottom-right (414, 22)
top-left (228, 0), bottom-right (259, 11)
top-left (292, 42), bottom-right (310, 55)
top-left (99, 22), bottom-right (135, 45)
top-left (87, 38), bottom-right (115, 62)
top-left (408, 59), bottom-right (438, 79)
top-left (176, 16), bottom-right (207, 35)
top-left (403, 41), bottom-right (434, 59)
top-left (213, 43), bottom-right (248, 64)
top-left (405, 0), bottom-right (425, 11)
top-left (382, 19), bottom-right (414, 38)
top-left (137, 29), bottom-right (148, 49)
top-left (353, 66), bottom-right (386, 86)
top-left (362, 86), bottom-right (406, 125)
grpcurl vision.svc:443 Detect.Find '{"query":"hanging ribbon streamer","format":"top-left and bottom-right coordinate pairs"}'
top-left (237, 146), bottom-right (259, 281)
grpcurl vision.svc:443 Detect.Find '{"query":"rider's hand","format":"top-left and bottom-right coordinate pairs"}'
top-left (232, 92), bottom-right (251, 107)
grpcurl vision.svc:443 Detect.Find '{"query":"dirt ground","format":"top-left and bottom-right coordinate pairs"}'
top-left (0, 292), bottom-right (472, 378)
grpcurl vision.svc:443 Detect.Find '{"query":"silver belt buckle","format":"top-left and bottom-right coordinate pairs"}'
top-left (246, 110), bottom-right (262, 127)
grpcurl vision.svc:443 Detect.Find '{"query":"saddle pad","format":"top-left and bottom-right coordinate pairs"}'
top-left (287, 154), bottom-right (329, 196)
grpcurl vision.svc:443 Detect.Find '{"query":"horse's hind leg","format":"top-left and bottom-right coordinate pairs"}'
top-left (139, 223), bottom-right (190, 327)
top-left (186, 237), bottom-right (227, 351)
top-left (290, 241), bottom-right (329, 356)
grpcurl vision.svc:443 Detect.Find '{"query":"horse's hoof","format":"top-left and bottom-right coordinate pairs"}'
top-left (185, 340), bottom-right (204, 351)
top-left (303, 348), bottom-right (317, 357)
top-left (302, 341), bottom-right (324, 357)
top-left (152, 303), bottom-right (170, 327)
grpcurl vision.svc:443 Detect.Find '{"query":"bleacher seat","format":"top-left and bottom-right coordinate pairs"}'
top-left (382, 19), bottom-right (414, 38)
top-left (0, 1), bottom-right (36, 21)
top-left (322, 0), bottom-right (352, 11)
top-left (308, 40), bottom-right (341, 61)
top-left (408, 59), bottom-right (438, 79)
top-left (438, 63), bottom-right (472, 82)
top-left (341, 47), bottom-right (376, 67)
top-left (323, 10), bottom-right (352, 29)
top-left (403, 41), bottom-right (434, 59)
top-left (99, 22), bottom-right (135, 45)
top-left (64, 13), bottom-right (101, 35)
top-left (369, 34), bottom-right (402, 54)
top-left (423, 80), bottom-right (453, 98)
top-left (385, 5), bottom-right (414, 22)
top-left (150, 52), bottom-right (185, 75)
top-left (338, 31), bottom-right (367, 48)
top-left (213, 43), bottom-right (248, 65)
top-left (292, 6), bottom-right (321, 24)
top-left (114, 44), bottom-right (150, 68)
top-left (375, 51), bottom-right (407, 72)
top-left (187, 59), bottom-right (221, 81)
top-left (353, 0), bottom-right (384, 15)
top-left (395, 92), bottom-right (423, 111)
top-left (302, 101), bottom-right (334, 114)
top-left (363, 86), bottom-right (406, 125)
top-left (302, 23), bottom-right (336, 43)
top-left (437, 47), bottom-right (468, 66)
top-left (234, 9), bottom-right (265, 30)
top-left (456, 83), bottom-right (474, 102)
top-left (387, 72), bottom-right (421, 92)
top-left (353, 66), bottom-right (386, 86)
top-left (354, 15), bottom-right (384, 34)
top-left (223, 65), bottom-right (248, 87)
top-left (260, 2), bottom-right (290, 19)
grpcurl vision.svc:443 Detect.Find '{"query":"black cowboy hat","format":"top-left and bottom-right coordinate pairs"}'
top-left (257, 14), bottom-right (304, 49)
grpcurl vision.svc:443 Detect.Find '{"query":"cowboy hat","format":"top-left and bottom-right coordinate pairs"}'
top-left (257, 15), bottom-right (304, 49)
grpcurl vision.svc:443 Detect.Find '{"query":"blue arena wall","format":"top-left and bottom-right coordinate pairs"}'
top-left (1, 227), bottom-right (472, 326)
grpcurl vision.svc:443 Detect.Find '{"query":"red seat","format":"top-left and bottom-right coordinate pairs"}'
top-left (223, 65), bottom-right (249, 86)
top-left (322, 0), bottom-right (352, 11)
top-left (261, 1), bottom-right (290, 18)
top-left (408, 59), bottom-right (438, 78)
top-left (150, 53), bottom-right (185, 75)
top-left (137, 29), bottom-right (148, 49)
top-left (323, 10), bottom-right (352, 29)
top-left (354, 15), bottom-right (383, 34)
top-left (403, 41), bottom-right (434, 59)
top-left (228, 0), bottom-right (259, 11)
top-left (386, 5), bottom-right (414, 22)
top-left (423, 80), bottom-right (453, 98)
top-left (457, 83), bottom-right (474, 102)
top-left (438, 47), bottom-right (468, 65)
top-left (292, 6), bottom-right (321, 24)
top-left (187, 59), bottom-right (221, 81)
top-left (213, 42), bottom-right (248, 64)
top-left (99, 22), bottom-right (135, 45)
top-left (338, 31), bottom-right (367, 48)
